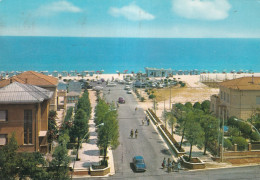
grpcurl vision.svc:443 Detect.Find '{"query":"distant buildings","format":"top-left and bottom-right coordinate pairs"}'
top-left (0, 82), bottom-right (53, 153)
top-left (210, 76), bottom-right (260, 120)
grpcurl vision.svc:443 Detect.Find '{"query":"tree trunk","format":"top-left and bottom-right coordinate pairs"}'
top-left (76, 137), bottom-right (80, 161)
top-left (180, 127), bottom-right (185, 149)
top-left (103, 145), bottom-right (107, 163)
top-left (204, 137), bottom-right (208, 155)
top-left (189, 142), bottom-right (193, 161)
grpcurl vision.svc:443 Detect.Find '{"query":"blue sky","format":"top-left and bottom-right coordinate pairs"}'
top-left (0, 0), bottom-right (259, 37)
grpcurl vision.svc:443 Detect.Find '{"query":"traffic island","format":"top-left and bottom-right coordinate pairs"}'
top-left (180, 155), bottom-right (206, 169)
top-left (90, 165), bottom-right (110, 176)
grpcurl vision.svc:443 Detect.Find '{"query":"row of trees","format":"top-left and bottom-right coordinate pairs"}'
top-left (95, 99), bottom-right (119, 165)
top-left (164, 100), bottom-right (219, 161)
top-left (0, 133), bottom-right (70, 180)
top-left (61, 90), bottom-right (92, 159)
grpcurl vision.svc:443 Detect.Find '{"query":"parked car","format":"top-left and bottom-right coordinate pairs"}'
top-left (124, 85), bottom-right (131, 90)
top-left (107, 82), bottom-right (117, 87)
top-left (127, 90), bottom-right (132, 94)
top-left (132, 156), bottom-right (146, 172)
top-left (118, 97), bottom-right (125, 104)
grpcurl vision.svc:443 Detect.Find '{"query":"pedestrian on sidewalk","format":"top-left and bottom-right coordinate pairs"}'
top-left (147, 118), bottom-right (150, 126)
top-left (135, 129), bottom-right (138, 139)
top-left (162, 157), bottom-right (166, 169)
top-left (142, 119), bottom-right (144, 126)
top-left (167, 158), bottom-right (171, 173)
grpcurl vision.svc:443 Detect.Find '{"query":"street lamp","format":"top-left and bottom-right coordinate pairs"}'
top-left (234, 118), bottom-right (260, 137)
top-left (71, 123), bottom-right (104, 179)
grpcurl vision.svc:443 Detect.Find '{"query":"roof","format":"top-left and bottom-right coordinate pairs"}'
top-left (0, 82), bottom-right (53, 104)
top-left (220, 76), bottom-right (260, 90)
top-left (145, 67), bottom-right (172, 71)
top-left (0, 71), bottom-right (58, 88)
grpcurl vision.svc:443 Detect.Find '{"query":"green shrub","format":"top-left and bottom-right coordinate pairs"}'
top-left (250, 131), bottom-right (260, 141)
top-left (238, 122), bottom-right (252, 138)
top-left (149, 94), bottom-right (156, 99)
top-left (145, 89), bottom-right (148, 92)
top-left (231, 136), bottom-right (248, 151)
top-left (180, 83), bottom-right (186, 87)
top-left (224, 138), bottom-right (233, 150)
top-left (140, 97), bottom-right (145, 102)
top-left (228, 127), bottom-right (240, 137)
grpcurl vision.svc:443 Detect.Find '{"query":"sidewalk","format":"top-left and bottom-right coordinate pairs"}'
top-left (69, 90), bottom-right (115, 176)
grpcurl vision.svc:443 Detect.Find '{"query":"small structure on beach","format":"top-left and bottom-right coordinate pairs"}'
top-left (145, 67), bottom-right (173, 77)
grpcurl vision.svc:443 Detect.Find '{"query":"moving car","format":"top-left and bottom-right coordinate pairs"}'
top-left (118, 97), bottom-right (125, 104)
top-left (132, 156), bottom-right (146, 172)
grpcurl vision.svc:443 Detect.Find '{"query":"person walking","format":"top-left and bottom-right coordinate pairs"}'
top-left (135, 129), bottom-right (138, 139)
top-left (147, 118), bottom-right (150, 126)
top-left (162, 157), bottom-right (166, 169)
top-left (142, 119), bottom-right (144, 126)
top-left (167, 158), bottom-right (171, 173)
top-left (130, 129), bottom-right (134, 138)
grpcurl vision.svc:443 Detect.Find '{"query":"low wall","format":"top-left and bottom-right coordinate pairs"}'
top-left (71, 170), bottom-right (90, 176)
top-left (158, 125), bottom-right (185, 157)
top-left (180, 156), bottom-right (205, 169)
top-left (90, 166), bottom-right (110, 176)
top-left (146, 109), bottom-right (185, 157)
top-left (224, 150), bottom-right (260, 157)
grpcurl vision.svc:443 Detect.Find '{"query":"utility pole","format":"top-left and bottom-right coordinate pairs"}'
top-left (169, 86), bottom-right (171, 110)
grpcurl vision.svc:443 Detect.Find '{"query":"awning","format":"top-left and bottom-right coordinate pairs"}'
top-left (39, 131), bottom-right (47, 137)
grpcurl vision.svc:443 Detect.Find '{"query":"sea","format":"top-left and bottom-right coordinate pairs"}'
top-left (0, 36), bottom-right (260, 74)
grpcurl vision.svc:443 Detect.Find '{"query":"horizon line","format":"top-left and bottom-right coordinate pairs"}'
top-left (1, 35), bottom-right (260, 39)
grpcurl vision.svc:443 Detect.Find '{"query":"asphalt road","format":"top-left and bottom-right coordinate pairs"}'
top-left (86, 82), bottom-right (260, 180)
top-left (103, 83), bottom-right (173, 178)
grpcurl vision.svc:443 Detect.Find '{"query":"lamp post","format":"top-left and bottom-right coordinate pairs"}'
top-left (70, 123), bottom-right (104, 179)
top-left (234, 118), bottom-right (260, 137)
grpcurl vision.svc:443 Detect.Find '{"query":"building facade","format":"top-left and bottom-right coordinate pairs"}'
top-left (145, 67), bottom-right (173, 77)
top-left (210, 76), bottom-right (260, 120)
top-left (0, 82), bottom-right (53, 153)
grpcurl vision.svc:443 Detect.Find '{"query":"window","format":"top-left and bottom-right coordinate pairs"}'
top-left (0, 110), bottom-right (8, 122)
top-left (221, 91), bottom-right (223, 99)
top-left (224, 92), bottom-right (226, 101)
top-left (0, 134), bottom-right (7, 145)
top-left (256, 97), bottom-right (260, 105)
top-left (24, 110), bottom-right (32, 144)
top-left (227, 93), bottom-right (230, 103)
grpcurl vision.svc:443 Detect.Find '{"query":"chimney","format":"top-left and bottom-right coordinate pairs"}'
top-left (10, 79), bottom-right (12, 84)
top-left (25, 78), bottom-right (28, 84)
top-left (252, 75), bottom-right (254, 84)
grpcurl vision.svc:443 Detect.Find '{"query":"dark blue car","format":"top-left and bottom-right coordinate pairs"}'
top-left (133, 156), bottom-right (146, 172)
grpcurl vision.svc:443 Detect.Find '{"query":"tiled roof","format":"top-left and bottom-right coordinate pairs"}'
top-left (220, 76), bottom-right (260, 90)
top-left (0, 82), bottom-right (53, 104)
top-left (0, 71), bottom-right (58, 88)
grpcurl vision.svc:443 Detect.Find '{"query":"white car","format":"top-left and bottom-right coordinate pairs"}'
top-left (127, 90), bottom-right (132, 94)
top-left (93, 86), bottom-right (103, 91)
top-left (107, 82), bottom-right (117, 87)
top-left (125, 85), bottom-right (131, 90)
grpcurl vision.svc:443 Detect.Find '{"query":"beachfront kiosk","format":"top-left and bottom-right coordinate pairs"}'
top-left (145, 67), bottom-right (173, 77)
